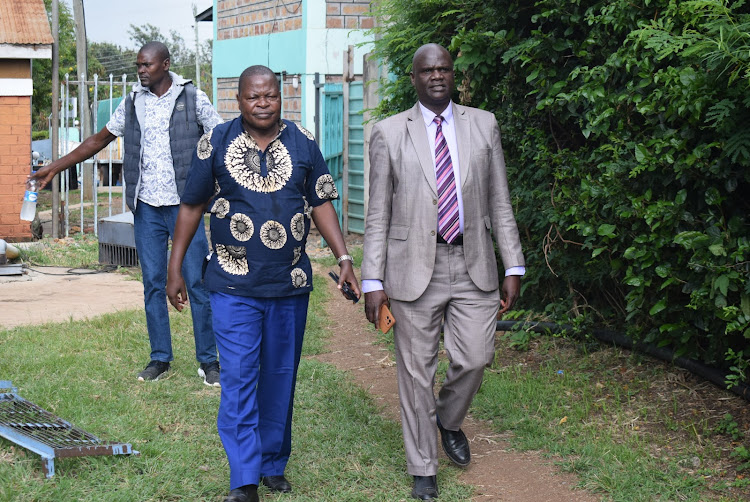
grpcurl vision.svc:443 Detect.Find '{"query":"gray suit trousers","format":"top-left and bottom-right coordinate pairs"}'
top-left (390, 243), bottom-right (499, 476)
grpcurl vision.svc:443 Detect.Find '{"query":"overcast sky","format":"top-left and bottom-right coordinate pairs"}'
top-left (62, 0), bottom-right (213, 50)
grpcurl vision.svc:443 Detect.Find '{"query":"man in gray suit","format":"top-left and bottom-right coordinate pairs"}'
top-left (361, 43), bottom-right (525, 500)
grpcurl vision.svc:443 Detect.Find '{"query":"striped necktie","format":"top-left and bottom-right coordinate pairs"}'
top-left (434, 116), bottom-right (459, 243)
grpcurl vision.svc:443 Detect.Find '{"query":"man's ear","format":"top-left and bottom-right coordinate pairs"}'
top-left (163, 58), bottom-right (171, 71)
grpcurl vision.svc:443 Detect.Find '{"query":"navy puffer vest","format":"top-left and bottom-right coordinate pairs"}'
top-left (122, 83), bottom-right (202, 211)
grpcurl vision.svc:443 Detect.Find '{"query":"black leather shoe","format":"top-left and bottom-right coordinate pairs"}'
top-left (437, 418), bottom-right (471, 466)
top-left (224, 484), bottom-right (259, 502)
top-left (412, 475), bottom-right (439, 500)
top-left (262, 475), bottom-right (292, 493)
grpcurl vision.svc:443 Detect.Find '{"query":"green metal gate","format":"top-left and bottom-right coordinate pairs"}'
top-left (347, 81), bottom-right (365, 234)
top-left (321, 83), bottom-right (344, 226)
top-left (319, 80), bottom-right (365, 234)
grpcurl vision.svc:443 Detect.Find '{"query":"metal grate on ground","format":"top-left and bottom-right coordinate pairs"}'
top-left (0, 381), bottom-right (139, 478)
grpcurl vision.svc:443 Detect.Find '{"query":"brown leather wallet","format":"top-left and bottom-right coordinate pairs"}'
top-left (379, 303), bottom-right (395, 333)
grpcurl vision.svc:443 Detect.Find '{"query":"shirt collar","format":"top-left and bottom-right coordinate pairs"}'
top-left (418, 101), bottom-right (454, 127)
top-left (240, 118), bottom-right (288, 150)
top-left (145, 80), bottom-right (175, 98)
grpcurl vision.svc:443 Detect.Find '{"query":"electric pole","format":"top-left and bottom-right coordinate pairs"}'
top-left (72, 0), bottom-right (94, 198)
top-left (51, 0), bottom-right (60, 238)
top-left (193, 4), bottom-right (200, 90)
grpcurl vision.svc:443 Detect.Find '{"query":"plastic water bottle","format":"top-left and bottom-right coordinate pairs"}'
top-left (20, 177), bottom-right (38, 221)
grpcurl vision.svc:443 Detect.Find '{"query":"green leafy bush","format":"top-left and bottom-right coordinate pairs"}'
top-left (369, 0), bottom-right (749, 383)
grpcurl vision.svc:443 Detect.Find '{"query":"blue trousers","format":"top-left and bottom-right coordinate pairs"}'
top-left (210, 292), bottom-right (309, 490)
top-left (133, 202), bottom-right (217, 364)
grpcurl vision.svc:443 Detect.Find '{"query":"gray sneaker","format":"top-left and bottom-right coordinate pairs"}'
top-left (137, 360), bottom-right (170, 381)
top-left (198, 361), bottom-right (221, 387)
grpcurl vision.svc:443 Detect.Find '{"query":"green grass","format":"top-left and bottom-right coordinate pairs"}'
top-left (313, 244), bottom-right (364, 269)
top-left (18, 233), bottom-right (100, 268)
top-left (3, 237), bottom-right (748, 501)
top-left (16, 232), bottom-right (141, 282)
top-left (470, 335), bottom-right (749, 502)
top-left (0, 246), bottom-right (469, 501)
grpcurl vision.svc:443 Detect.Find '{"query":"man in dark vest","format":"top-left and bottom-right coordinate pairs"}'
top-left (31, 42), bottom-right (223, 386)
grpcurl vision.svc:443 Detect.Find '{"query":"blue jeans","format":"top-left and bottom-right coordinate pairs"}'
top-left (133, 202), bottom-right (216, 364)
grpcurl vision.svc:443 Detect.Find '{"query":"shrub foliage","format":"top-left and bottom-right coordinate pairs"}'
top-left (369, 0), bottom-right (750, 383)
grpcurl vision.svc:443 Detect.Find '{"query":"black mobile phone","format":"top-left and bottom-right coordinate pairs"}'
top-left (328, 271), bottom-right (359, 303)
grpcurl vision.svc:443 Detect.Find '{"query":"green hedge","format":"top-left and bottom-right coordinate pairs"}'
top-left (370, 0), bottom-right (750, 383)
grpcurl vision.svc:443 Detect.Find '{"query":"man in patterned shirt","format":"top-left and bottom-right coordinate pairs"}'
top-left (31, 42), bottom-right (223, 386)
top-left (166, 65), bottom-right (360, 502)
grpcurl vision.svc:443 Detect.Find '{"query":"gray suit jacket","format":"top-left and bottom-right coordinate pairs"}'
top-left (362, 102), bottom-right (525, 302)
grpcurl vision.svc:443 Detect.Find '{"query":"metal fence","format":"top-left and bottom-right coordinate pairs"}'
top-left (56, 74), bottom-right (136, 237)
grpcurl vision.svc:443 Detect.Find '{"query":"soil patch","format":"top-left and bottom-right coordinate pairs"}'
top-left (0, 266), bottom-right (142, 329)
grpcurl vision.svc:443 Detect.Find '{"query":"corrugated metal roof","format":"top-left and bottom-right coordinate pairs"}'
top-left (0, 0), bottom-right (54, 45)
top-left (195, 5), bottom-right (212, 22)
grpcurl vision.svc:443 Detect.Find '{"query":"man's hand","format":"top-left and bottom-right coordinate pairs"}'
top-left (364, 290), bottom-right (389, 326)
top-left (499, 275), bottom-right (521, 317)
top-left (336, 260), bottom-right (361, 302)
top-left (166, 271), bottom-right (188, 312)
top-left (166, 202), bottom-right (206, 312)
top-left (29, 127), bottom-right (117, 189)
top-left (30, 165), bottom-right (57, 190)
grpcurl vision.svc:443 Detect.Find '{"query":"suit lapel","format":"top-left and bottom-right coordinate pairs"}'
top-left (406, 103), bottom-right (438, 195)
top-left (453, 103), bottom-right (471, 189)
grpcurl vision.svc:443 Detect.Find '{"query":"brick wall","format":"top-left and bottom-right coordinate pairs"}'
top-left (280, 74), bottom-right (302, 125)
top-left (326, 0), bottom-right (374, 29)
top-left (216, 0), bottom-right (374, 40)
top-left (216, 78), bottom-right (239, 119)
top-left (0, 95), bottom-right (32, 241)
top-left (216, 75), bottom-right (302, 125)
top-left (217, 0), bottom-right (303, 41)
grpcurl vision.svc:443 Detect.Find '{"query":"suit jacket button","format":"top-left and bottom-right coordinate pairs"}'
top-left (432, 199), bottom-right (437, 205)
top-left (430, 230), bottom-right (436, 236)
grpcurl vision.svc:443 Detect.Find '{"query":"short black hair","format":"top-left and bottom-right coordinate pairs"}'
top-left (139, 41), bottom-right (170, 62)
top-left (238, 65), bottom-right (279, 93)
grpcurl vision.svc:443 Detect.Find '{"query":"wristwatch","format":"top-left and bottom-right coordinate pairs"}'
top-left (337, 254), bottom-right (353, 265)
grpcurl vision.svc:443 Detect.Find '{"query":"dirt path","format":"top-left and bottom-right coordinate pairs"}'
top-left (312, 262), bottom-right (600, 502)
top-left (0, 266), bottom-right (142, 329)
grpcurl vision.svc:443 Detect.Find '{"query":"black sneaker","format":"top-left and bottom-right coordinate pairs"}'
top-left (198, 361), bottom-right (221, 387)
top-left (137, 360), bottom-right (170, 381)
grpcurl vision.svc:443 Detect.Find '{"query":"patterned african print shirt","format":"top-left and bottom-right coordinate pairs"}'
top-left (181, 117), bottom-right (339, 297)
